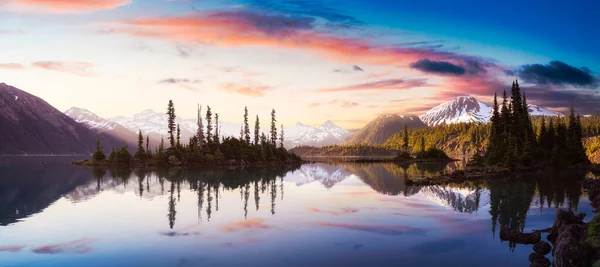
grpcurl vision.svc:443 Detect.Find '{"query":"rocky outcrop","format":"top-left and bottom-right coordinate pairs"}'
top-left (553, 224), bottom-right (589, 267)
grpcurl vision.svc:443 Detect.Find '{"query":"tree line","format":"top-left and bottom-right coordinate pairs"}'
top-left (93, 101), bottom-right (300, 166)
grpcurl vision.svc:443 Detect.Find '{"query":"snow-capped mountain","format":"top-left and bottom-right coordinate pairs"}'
top-left (110, 110), bottom-right (349, 148)
top-left (346, 114), bottom-right (427, 145)
top-left (64, 107), bottom-right (138, 150)
top-left (65, 107), bottom-right (121, 133)
top-left (285, 120), bottom-right (351, 148)
top-left (420, 96), bottom-right (561, 127)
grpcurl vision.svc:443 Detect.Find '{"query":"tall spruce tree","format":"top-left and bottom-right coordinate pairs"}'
top-left (197, 104), bottom-right (205, 150)
top-left (93, 138), bottom-right (106, 161)
top-left (176, 124), bottom-right (181, 147)
top-left (214, 113), bottom-right (220, 145)
top-left (279, 124), bottom-right (284, 148)
top-left (254, 115), bottom-right (260, 146)
top-left (206, 106), bottom-right (213, 146)
top-left (270, 109), bottom-right (277, 146)
top-left (244, 107), bottom-right (251, 144)
top-left (135, 130), bottom-right (145, 159)
top-left (402, 124), bottom-right (409, 152)
top-left (167, 100), bottom-right (176, 147)
top-left (146, 135), bottom-right (150, 152)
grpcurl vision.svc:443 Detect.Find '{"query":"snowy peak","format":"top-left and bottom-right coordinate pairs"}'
top-left (64, 107), bottom-right (118, 132)
top-left (420, 96), bottom-right (561, 127)
top-left (420, 96), bottom-right (492, 127)
top-left (286, 120), bottom-right (350, 148)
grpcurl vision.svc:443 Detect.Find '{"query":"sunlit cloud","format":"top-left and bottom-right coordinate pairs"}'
top-left (220, 82), bottom-right (271, 97)
top-left (316, 79), bottom-right (428, 92)
top-left (0, 63), bottom-right (25, 70)
top-left (8, 0), bottom-right (131, 13)
top-left (308, 99), bottom-right (359, 108)
top-left (108, 11), bottom-right (474, 66)
top-left (32, 61), bottom-right (95, 76)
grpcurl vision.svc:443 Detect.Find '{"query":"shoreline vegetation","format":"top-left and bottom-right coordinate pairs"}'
top-left (73, 101), bottom-right (302, 168)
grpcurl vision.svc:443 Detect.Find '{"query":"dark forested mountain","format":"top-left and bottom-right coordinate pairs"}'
top-left (64, 107), bottom-right (138, 150)
top-left (346, 114), bottom-right (428, 145)
top-left (0, 83), bottom-right (124, 155)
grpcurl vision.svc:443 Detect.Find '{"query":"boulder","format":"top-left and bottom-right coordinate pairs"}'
top-left (553, 224), bottom-right (589, 267)
top-left (533, 241), bottom-right (552, 255)
top-left (548, 209), bottom-right (585, 243)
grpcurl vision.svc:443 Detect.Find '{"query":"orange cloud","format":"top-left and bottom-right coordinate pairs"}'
top-left (221, 82), bottom-right (271, 97)
top-left (316, 79), bottom-right (428, 92)
top-left (308, 99), bottom-right (359, 108)
top-left (12, 0), bottom-right (130, 13)
top-left (32, 61), bottom-right (95, 76)
top-left (0, 63), bottom-right (25, 70)
top-left (109, 11), bottom-right (461, 65)
top-left (221, 217), bottom-right (271, 233)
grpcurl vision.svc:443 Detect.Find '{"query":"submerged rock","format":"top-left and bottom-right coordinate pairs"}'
top-left (533, 241), bottom-right (552, 255)
top-left (500, 225), bottom-right (541, 244)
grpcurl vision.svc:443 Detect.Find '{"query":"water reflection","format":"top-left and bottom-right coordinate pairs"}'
top-left (0, 157), bottom-right (593, 267)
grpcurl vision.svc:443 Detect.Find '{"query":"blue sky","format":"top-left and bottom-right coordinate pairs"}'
top-left (0, 0), bottom-right (598, 127)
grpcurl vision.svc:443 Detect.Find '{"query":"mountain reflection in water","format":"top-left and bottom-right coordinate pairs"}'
top-left (0, 157), bottom-right (593, 267)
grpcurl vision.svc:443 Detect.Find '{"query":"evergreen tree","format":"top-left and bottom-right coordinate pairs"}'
top-left (135, 130), bottom-right (145, 160)
top-left (206, 106), bottom-right (213, 147)
top-left (176, 124), bottom-right (181, 147)
top-left (402, 124), bottom-right (409, 152)
top-left (240, 126), bottom-right (244, 141)
top-left (197, 104), bottom-right (205, 150)
top-left (254, 115), bottom-right (260, 146)
top-left (146, 135), bottom-right (150, 152)
top-left (92, 138), bottom-right (106, 161)
top-left (270, 109), bottom-right (277, 146)
top-left (167, 100), bottom-right (176, 147)
top-left (280, 124), bottom-right (284, 148)
top-left (214, 113), bottom-right (220, 146)
top-left (244, 107), bottom-right (251, 144)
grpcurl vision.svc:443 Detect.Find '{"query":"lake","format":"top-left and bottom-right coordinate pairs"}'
top-left (0, 157), bottom-right (592, 267)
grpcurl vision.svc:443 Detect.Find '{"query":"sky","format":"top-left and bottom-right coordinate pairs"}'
top-left (0, 0), bottom-right (599, 128)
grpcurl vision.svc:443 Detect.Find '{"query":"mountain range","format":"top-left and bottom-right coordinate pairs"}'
top-left (0, 82), bottom-right (564, 155)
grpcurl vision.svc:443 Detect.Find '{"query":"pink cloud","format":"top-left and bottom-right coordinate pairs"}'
top-left (0, 245), bottom-right (25, 252)
top-left (220, 82), bottom-right (271, 97)
top-left (316, 79), bottom-right (428, 93)
top-left (32, 61), bottom-right (95, 76)
top-left (0, 63), bottom-right (25, 70)
top-left (12, 0), bottom-right (130, 13)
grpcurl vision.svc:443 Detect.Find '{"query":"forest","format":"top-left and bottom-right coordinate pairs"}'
top-left (85, 101), bottom-right (301, 167)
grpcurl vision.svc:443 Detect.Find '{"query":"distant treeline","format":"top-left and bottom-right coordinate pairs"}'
top-left (90, 101), bottom-right (300, 166)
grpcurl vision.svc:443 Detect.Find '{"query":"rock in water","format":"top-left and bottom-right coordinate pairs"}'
top-left (548, 209), bottom-right (585, 243)
top-left (553, 224), bottom-right (589, 267)
top-left (533, 241), bottom-right (552, 255)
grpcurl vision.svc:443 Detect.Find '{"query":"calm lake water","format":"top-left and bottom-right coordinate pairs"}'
top-left (0, 157), bottom-right (593, 267)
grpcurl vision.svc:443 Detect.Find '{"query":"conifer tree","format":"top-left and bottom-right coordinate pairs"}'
top-left (197, 104), bottom-right (205, 150)
top-left (270, 109), bottom-right (277, 146)
top-left (206, 106), bottom-right (213, 146)
top-left (279, 124), bottom-right (284, 148)
top-left (244, 107), bottom-right (251, 144)
top-left (146, 135), bottom-right (150, 152)
top-left (402, 124), bottom-right (409, 152)
top-left (176, 124), bottom-right (181, 148)
top-left (214, 113), bottom-right (220, 146)
top-left (135, 130), bottom-right (145, 160)
top-left (240, 126), bottom-right (244, 141)
top-left (167, 100), bottom-right (176, 147)
top-left (254, 115), bottom-right (260, 146)
top-left (93, 138), bottom-right (106, 161)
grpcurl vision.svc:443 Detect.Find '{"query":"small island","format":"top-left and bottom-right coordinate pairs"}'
top-left (74, 101), bottom-right (302, 168)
